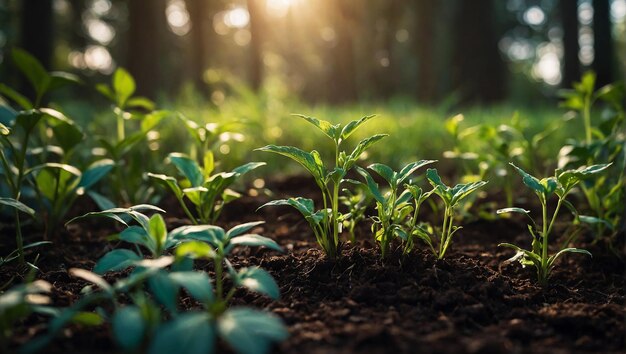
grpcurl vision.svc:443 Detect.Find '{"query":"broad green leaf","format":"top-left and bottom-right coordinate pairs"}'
top-left (325, 167), bottom-right (346, 186)
top-left (119, 226), bottom-right (155, 252)
top-left (94, 249), bottom-right (142, 274)
top-left (218, 308), bottom-right (288, 354)
top-left (232, 161), bottom-right (266, 176)
top-left (294, 114), bottom-right (339, 140)
top-left (168, 271), bottom-right (214, 304)
top-left (340, 114), bottom-right (376, 140)
top-left (226, 221), bottom-right (265, 238)
top-left (149, 312), bottom-right (215, 354)
top-left (95, 83), bottom-right (115, 102)
top-left (229, 234), bottom-right (283, 252)
top-left (368, 163), bottom-right (395, 186)
top-left (509, 163), bottom-right (544, 194)
top-left (12, 48), bottom-right (49, 98)
top-left (87, 191), bottom-right (116, 211)
top-left (112, 67), bottom-right (136, 107)
top-left (78, 159), bottom-right (114, 189)
top-left (450, 180), bottom-right (487, 206)
top-left (258, 197), bottom-right (316, 218)
top-left (169, 153), bottom-right (204, 187)
top-left (175, 241), bottom-right (216, 259)
top-left (112, 306), bottom-right (146, 351)
top-left (148, 271), bottom-right (178, 312)
top-left (70, 312), bottom-right (104, 326)
top-left (170, 225), bottom-right (225, 247)
top-left (255, 145), bottom-right (324, 181)
top-left (184, 186), bottom-right (208, 205)
top-left (47, 72), bottom-right (81, 92)
top-left (149, 214), bottom-right (167, 253)
top-left (15, 109), bottom-right (43, 134)
top-left (127, 96), bottom-right (155, 111)
top-left (0, 197), bottom-right (35, 216)
top-left (0, 83), bottom-right (33, 109)
top-left (233, 267), bottom-right (280, 299)
top-left (203, 151), bottom-right (215, 177)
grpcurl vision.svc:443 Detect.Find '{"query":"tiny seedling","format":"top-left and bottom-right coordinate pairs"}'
top-left (149, 152), bottom-right (265, 224)
top-left (498, 162), bottom-right (611, 285)
top-left (257, 114), bottom-right (387, 259)
top-left (339, 184), bottom-right (372, 243)
top-left (425, 168), bottom-right (487, 259)
top-left (356, 161), bottom-right (436, 257)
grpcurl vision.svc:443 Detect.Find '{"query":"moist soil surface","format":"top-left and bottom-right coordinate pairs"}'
top-left (4, 175), bottom-right (625, 354)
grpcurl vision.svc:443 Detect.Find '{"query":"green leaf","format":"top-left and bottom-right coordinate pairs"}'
top-left (578, 215), bottom-right (613, 229)
top-left (70, 312), bottom-right (104, 326)
top-left (229, 234), bottom-right (282, 252)
top-left (168, 271), bottom-right (214, 304)
top-left (0, 197), bottom-right (35, 216)
top-left (119, 226), bottom-right (155, 252)
top-left (293, 114), bottom-right (339, 140)
top-left (233, 267), bottom-right (280, 299)
top-left (47, 72), bottom-right (81, 91)
top-left (340, 114), bottom-right (376, 140)
top-left (226, 221), bottom-right (265, 239)
top-left (509, 163), bottom-right (544, 194)
top-left (149, 214), bottom-right (168, 254)
top-left (175, 241), bottom-right (216, 260)
top-left (0, 121), bottom-right (9, 135)
top-left (94, 249), bottom-right (142, 274)
top-left (12, 48), bottom-right (50, 98)
top-left (149, 312), bottom-right (215, 354)
top-left (95, 83), bottom-right (115, 102)
top-left (169, 153), bottom-right (204, 187)
top-left (496, 207), bottom-right (530, 215)
top-left (112, 67), bottom-right (136, 107)
top-left (255, 145), bottom-right (324, 181)
top-left (0, 83), bottom-right (33, 109)
top-left (78, 159), bottom-right (114, 190)
top-left (548, 247), bottom-right (592, 269)
top-left (258, 197), bottom-right (315, 218)
top-left (112, 306), bottom-right (146, 351)
top-left (148, 173), bottom-right (183, 199)
top-left (368, 163), bottom-right (395, 186)
top-left (148, 271), bottom-right (178, 312)
top-left (127, 96), bottom-right (155, 111)
top-left (15, 109), bottom-right (43, 134)
top-left (170, 225), bottom-right (225, 248)
top-left (218, 308), bottom-right (288, 354)
top-left (345, 134), bottom-right (388, 170)
top-left (232, 161), bottom-right (266, 176)
top-left (396, 160), bottom-right (437, 185)
top-left (355, 166), bottom-right (384, 204)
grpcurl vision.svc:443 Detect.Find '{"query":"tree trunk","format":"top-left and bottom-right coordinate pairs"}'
top-left (592, 0), bottom-right (614, 87)
top-left (329, 1), bottom-right (358, 103)
top-left (247, 0), bottom-right (265, 91)
top-left (451, 0), bottom-right (505, 104)
top-left (20, 0), bottom-right (54, 70)
top-left (560, 0), bottom-right (580, 89)
top-left (413, 0), bottom-right (439, 103)
top-left (127, 0), bottom-right (167, 99)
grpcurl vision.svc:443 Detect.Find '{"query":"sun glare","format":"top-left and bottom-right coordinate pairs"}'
top-left (266, 0), bottom-right (302, 17)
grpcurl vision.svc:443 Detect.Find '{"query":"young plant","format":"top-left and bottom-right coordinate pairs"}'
top-left (559, 72), bottom-right (625, 244)
top-left (356, 161), bottom-right (436, 257)
top-left (95, 67), bottom-right (168, 204)
top-left (339, 184), bottom-right (373, 243)
top-left (498, 162), bottom-right (610, 286)
top-left (257, 114), bottom-right (387, 259)
top-left (0, 49), bottom-right (82, 262)
top-left (425, 168), bottom-right (487, 259)
top-left (148, 152), bottom-right (265, 224)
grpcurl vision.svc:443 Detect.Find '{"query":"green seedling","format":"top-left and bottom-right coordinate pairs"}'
top-left (96, 67), bottom-right (168, 204)
top-left (148, 152), bottom-right (265, 224)
top-left (498, 162), bottom-right (611, 286)
top-left (425, 168), bottom-right (487, 259)
top-left (0, 49), bottom-right (81, 263)
top-left (356, 161), bottom-right (436, 257)
top-left (339, 184), bottom-right (373, 243)
top-left (257, 114), bottom-right (387, 259)
top-left (559, 72), bottom-right (625, 244)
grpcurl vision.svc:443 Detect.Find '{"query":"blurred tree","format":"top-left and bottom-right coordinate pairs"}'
top-left (559, 0), bottom-right (580, 88)
top-left (592, 0), bottom-right (614, 87)
top-left (127, 0), bottom-right (168, 98)
top-left (413, 0), bottom-right (439, 103)
top-left (451, 0), bottom-right (506, 104)
top-left (328, 0), bottom-right (358, 103)
top-left (20, 0), bottom-right (53, 71)
top-left (186, 0), bottom-right (218, 92)
top-left (247, 0), bottom-right (265, 91)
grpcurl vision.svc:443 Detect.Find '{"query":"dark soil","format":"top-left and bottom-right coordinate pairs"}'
top-left (3, 175), bottom-right (625, 354)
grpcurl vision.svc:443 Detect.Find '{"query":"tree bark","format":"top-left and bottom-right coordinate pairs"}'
top-left (413, 0), bottom-right (439, 103)
top-left (20, 0), bottom-right (54, 70)
top-left (247, 0), bottom-right (265, 91)
top-left (559, 0), bottom-right (580, 89)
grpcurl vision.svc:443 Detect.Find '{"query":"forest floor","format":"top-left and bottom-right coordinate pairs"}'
top-left (4, 176), bottom-right (625, 354)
